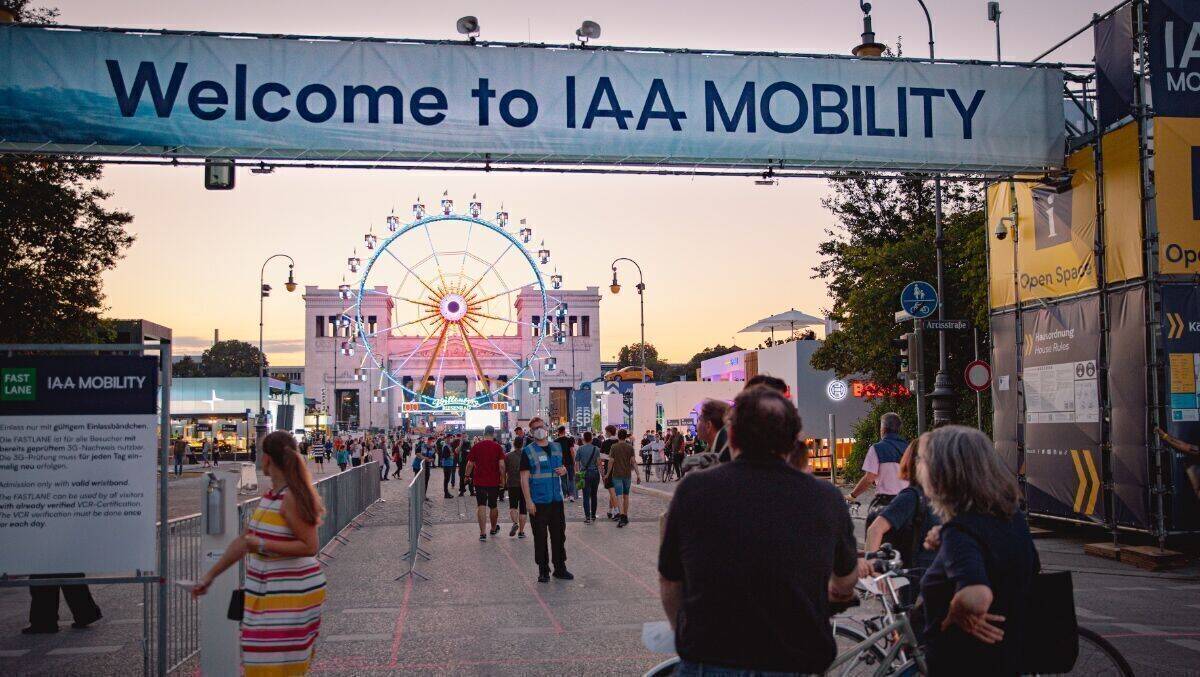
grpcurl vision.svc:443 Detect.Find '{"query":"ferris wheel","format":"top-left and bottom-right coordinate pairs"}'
top-left (336, 193), bottom-right (565, 410)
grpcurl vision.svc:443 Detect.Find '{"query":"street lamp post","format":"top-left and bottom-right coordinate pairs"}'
top-left (258, 254), bottom-right (297, 464)
top-left (914, 0), bottom-right (957, 428)
top-left (609, 258), bottom-right (647, 383)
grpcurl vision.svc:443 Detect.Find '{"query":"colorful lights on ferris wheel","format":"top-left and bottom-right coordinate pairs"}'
top-left (412, 198), bottom-right (425, 219)
top-left (386, 209), bottom-right (400, 232)
top-left (441, 190), bottom-right (453, 215)
top-left (469, 194), bottom-right (482, 218)
top-left (519, 219), bottom-right (532, 243)
top-left (347, 249), bottom-right (361, 273)
top-left (538, 241), bottom-right (550, 264)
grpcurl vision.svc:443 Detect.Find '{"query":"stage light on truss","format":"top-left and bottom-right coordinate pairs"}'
top-left (496, 208), bottom-right (509, 228)
top-left (441, 190), bottom-right (453, 215)
top-left (412, 198), bottom-right (425, 219)
top-left (550, 272), bottom-right (563, 289)
top-left (386, 210), bottom-right (400, 232)
top-left (348, 250), bottom-right (361, 272)
top-left (470, 194), bottom-right (482, 218)
top-left (546, 357), bottom-right (558, 371)
top-left (520, 220), bottom-right (532, 243)
top-left (364, 231), bottom-right (377, 250)
top-left (538, 241), bottom-right (550, 264)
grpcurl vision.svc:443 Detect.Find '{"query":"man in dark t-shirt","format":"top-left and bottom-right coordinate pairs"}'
top-left (466, 426), bottom-right (507, 540)
top-left (555, 426), bottom-right (577, 503)
top-left (658, 387), bottom-right (858, 674)
top-left (599, 426), bottom-right (619, 519)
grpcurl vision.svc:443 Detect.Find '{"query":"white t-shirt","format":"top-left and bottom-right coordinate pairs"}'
top-left (862, 445), bottom-right (909, 496)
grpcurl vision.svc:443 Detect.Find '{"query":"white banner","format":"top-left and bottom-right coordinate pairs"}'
top-left (0, 26), bottom-right (1065, 171)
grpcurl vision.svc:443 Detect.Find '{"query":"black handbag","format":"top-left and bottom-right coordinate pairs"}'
top-left (227, 588), bottom-right (245, 621)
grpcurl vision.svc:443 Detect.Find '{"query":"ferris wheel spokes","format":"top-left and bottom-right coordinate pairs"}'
top-left (381, 246), bottom-right (442, 299)
top-left (415, 321), bottom-right (452, 397)
top-left (461, 318), bottom-right (523, 370)
top-left (460, 241), bottom-right (515, 300)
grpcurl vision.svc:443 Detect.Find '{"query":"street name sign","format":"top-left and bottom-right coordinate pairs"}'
top-left (926, 319), bottom-right (970, 331)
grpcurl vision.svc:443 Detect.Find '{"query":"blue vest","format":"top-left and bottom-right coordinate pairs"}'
top-left (873, 434), bottom-right (907, 464)
top-left (523, 441), bottom-right (564, 505)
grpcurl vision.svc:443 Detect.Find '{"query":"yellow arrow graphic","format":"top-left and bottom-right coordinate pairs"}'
top-left (1070, 450), bottom-right (1087, 514)
top-left (1081, 449), bottom-right (1100, 516)
top-left (1168, 313), bottom-right (1184, 340)
top-left (1023, 335), bottom-right (1034, 357)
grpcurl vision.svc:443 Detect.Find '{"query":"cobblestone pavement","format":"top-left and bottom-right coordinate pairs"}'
top-left (3, 467), bottom-right (1200, 675)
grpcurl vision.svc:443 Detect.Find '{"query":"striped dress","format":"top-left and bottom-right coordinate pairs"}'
top-left (243, 487), bottom-right (326, 676)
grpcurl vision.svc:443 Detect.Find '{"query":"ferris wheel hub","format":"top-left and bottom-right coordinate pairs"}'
top-left (439, 293), bottom-right (469, 322)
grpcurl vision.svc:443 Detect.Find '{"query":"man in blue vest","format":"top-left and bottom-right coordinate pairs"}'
top-left (519, 417), bottom-right (573, 583)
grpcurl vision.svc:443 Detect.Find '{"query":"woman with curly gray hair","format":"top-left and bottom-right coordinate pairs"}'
top-left (916, 425), bottom-right (1037, 677)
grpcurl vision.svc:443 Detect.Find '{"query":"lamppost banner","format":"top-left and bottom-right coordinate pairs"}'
top-left (1149, 0), bottom-right (1200, 119)
top-left (0, 25), bottom-right (1064, 172)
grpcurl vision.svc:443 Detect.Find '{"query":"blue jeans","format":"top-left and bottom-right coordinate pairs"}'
top-left (561, 467), bottom-right (577, 499)
top-left (582, 470), bottom-right (600, 519)
top-left (173, 455), bottom-right (183, 476)
top-left (677, 660), bottom-right (812, 677)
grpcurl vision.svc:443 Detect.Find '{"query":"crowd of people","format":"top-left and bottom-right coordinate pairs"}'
top-left (179, 369), bottom-right (1039, 676)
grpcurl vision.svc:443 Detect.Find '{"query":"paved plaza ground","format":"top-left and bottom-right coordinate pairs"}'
top-left (2, 467), bottom-right (1200, 675)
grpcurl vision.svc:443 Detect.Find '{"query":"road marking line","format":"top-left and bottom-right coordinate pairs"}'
top-left (1112, 623), bottom-right (1160, 635)
top-left (386, 572), bottom-right (414, 668)
top-left (322, 634), bottom-right (391, 642)
top-left (0, 650), bottom-right (30, 658)
top-left (495, 541), bottom-right (564, 634)
top-left (1167, 639), bottom-right (1200, 653)
top-left (339, 607), bottom-right (402, 614)
top-left (1074, 607), bottom-right (1113, 620)
top-left (46, 645), bottom-right (123, 656)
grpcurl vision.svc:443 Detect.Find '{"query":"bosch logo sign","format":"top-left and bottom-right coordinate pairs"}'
top-left (826, 379), bottom-right (849, 402)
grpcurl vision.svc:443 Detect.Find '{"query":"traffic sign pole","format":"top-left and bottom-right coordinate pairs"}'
top-left (915, 319), bottom-right (926, 435)
top-left (974, 328), bottom-right (982, 429)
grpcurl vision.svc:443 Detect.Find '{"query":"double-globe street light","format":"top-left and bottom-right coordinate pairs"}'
top-left (257, 254), bottom-right (297, 462)
top-left (609, 258), bottom-right (647, 383)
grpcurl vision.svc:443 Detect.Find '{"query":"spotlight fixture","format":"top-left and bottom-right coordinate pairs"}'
top-left (456, 15), bottom-right (480, 42)
top-left (576, 20), bottom-right (601, 45)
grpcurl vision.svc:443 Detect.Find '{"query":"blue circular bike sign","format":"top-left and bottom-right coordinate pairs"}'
top-left (900, 281), bottom-right (938, 319)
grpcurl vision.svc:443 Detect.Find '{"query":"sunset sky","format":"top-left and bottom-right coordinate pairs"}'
top-left (48, 0), bottom-right (1109, 365)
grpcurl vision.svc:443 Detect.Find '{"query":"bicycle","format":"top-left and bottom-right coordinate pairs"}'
top-left (643, 544), bottom-right (1134, 676)
top-left (834, 545), bottom-right (1134, 677)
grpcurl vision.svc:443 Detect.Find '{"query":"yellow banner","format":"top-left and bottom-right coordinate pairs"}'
top-left (1101, 122), bottom-right (1144, 282)
top-left (988, 147), bottom-right (1098, 309)
top-left (1156, 117), bottom-right (1200, 275)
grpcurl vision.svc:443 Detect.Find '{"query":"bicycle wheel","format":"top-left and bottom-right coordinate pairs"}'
top-left (1025, 626), bottom-right (1134, 676)
top-left (643, 657), bottom-right (679, 676)
top-left (830, 624), bottom-right (890, 677)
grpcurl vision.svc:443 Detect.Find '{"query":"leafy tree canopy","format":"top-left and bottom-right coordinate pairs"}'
top-left (199, 340), bottom-right (267, 377)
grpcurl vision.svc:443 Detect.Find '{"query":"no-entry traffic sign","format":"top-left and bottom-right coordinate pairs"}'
top-left (964, 359), bottom-right (992, 392)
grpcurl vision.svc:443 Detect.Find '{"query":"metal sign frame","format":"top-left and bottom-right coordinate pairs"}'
top-left (0, 343), bottom-right (171, 677)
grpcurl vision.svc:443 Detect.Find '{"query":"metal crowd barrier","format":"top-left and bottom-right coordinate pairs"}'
top-left (397, 466), bottom-right (431, 580)
top-left (151, 462), bottom-right (381, 672)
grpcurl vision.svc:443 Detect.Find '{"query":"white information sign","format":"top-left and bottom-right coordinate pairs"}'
top-left (1024, 360), bottom-right (1099, 424)
top-left (0, 356), bottom-right (159, 575)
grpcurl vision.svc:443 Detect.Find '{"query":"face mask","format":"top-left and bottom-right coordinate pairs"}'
top-left (532, 427), bottom-right (549, 441)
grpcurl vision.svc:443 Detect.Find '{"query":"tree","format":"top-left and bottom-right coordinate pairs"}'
top-left (811, 172), bottom-right (991, 433)
top-left (201, 340), bottom-right (266, 377)
top-left (616, 342), bottom-right (672, 380)
top-left (172, 356), bottom-right (204, 377)
top-left (3, 1), bottom-right (59, 23)
top-left (0, 158), bottom-right (135, 344)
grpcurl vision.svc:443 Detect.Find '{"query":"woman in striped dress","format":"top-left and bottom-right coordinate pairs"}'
top-left (194, 431), bottom-right (327, 675)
